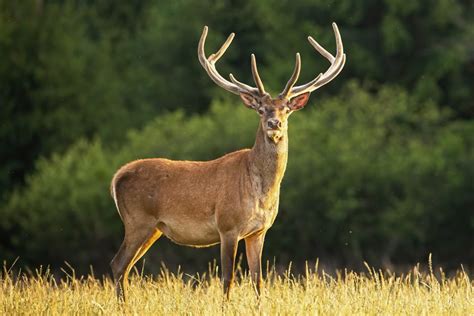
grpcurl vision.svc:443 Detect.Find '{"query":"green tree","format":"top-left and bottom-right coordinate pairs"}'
top-left (0, 1), bottom-right (155, 197)
top-left (2, 0), bottom-right (473, 197)
top-left (2, 84), bottom-right (472, 273)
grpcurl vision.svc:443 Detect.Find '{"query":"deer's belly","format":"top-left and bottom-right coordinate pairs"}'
top-left (156, 217), bottom-right (220, 247)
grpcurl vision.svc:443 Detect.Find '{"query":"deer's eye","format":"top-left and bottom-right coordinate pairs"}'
top-left (285, 107), bottom-right (291, 114)
top-left (257, 108), bottom-right (265, 115)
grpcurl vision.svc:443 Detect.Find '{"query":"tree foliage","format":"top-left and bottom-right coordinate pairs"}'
top-left (0, 1), bottom-right (154, 195)
top-left (2, 84), bottom-right (472, 273)
top-left (1, 0), bottom-right (473, 199)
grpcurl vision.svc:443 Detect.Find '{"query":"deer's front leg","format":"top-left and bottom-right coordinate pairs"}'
top-left (220, 233), bottom-right (238, 300)
top-left (245, 231), bottom-right (265, 296)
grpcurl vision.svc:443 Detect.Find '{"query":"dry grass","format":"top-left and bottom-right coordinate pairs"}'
top-left (1, 261), bottom-right (472, 315)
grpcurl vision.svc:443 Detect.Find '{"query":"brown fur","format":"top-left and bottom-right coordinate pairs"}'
top-left (111, 23), bottom-right (345, 301)
top-left (110, 102), bottom-right (294, 301)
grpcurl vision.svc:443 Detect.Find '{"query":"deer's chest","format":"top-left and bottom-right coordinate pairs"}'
top-left (240, 197), bottom-right (279, 238)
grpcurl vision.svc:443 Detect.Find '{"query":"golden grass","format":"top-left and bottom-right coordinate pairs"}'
top-left (1, 261), bottom-right (472, 315)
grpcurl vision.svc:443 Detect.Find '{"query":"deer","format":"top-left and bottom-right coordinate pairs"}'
top-left (110, 23), bottom-right (345, 302)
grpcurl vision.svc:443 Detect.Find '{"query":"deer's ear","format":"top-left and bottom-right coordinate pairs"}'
top-left (288, 92), bottom-right (311, 111)
top-left (239, 92), bottom-right (258, 109)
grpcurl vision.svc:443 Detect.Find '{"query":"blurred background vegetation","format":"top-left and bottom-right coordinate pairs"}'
top-left (0, 0), bottom-right (473, 275)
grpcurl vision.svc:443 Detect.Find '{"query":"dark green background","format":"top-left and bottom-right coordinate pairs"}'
top-left (0, 0), bottom-right (472, 275)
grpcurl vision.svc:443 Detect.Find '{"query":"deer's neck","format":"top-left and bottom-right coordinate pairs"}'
top-left (248, 123), bottom-right (288, 208)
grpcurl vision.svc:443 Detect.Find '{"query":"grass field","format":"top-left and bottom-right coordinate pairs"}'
top-left (1, 261), bottom-right (472, 315)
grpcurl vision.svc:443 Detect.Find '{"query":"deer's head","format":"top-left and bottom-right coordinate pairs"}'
top-left (198, 24), bottom-right (346, 143)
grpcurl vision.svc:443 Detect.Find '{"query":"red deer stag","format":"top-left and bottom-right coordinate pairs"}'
top-left (110, 23), bottom-right (345, 301)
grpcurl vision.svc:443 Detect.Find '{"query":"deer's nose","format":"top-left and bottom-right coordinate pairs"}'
top-left (267, 119), bottom-right (282, 130)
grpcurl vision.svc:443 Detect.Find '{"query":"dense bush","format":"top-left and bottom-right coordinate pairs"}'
top-left (2, 0), bottom-right (473, 200)
top-left (1, 83), bottom-right (472, 273)
top-left (0, 1), bottom-right (155, 195)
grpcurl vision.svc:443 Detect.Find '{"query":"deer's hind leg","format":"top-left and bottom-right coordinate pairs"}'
top-left (110, 222), bottom-right (162, 301)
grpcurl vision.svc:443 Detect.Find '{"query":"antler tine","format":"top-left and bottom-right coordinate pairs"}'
top-left (251, 54), bottom-right (266, 95)
top-left (289, 22), bottom-right (346, 97)
top-left (228, 55), bottom-right (267, 96)
top-left (307, 36), bottom-right (334, 63)
top-left (229, 73), bottom-right (258, 92)
top-left (198, 26), bottom-right (240, 95)
top-left (197, 26), bottom-right (263, 97)
top-left (208, 32), bottom-right (235, 63)
top-left (309, 53), bottom-right (346, 90)
top-left (280, 53), bottom-right (301, 99)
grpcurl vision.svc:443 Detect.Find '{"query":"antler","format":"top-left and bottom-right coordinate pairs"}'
top-left (280, 23), bottom-right (346, 99)
top-left (198, 26), bottom-right (267, 97)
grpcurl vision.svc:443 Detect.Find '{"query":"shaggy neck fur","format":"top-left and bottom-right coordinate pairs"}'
top-left (248, 122), bottom-right (288, 209)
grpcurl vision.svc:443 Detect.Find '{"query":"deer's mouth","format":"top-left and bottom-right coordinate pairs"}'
top-left (266, 130), bottom-right (283, 143)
